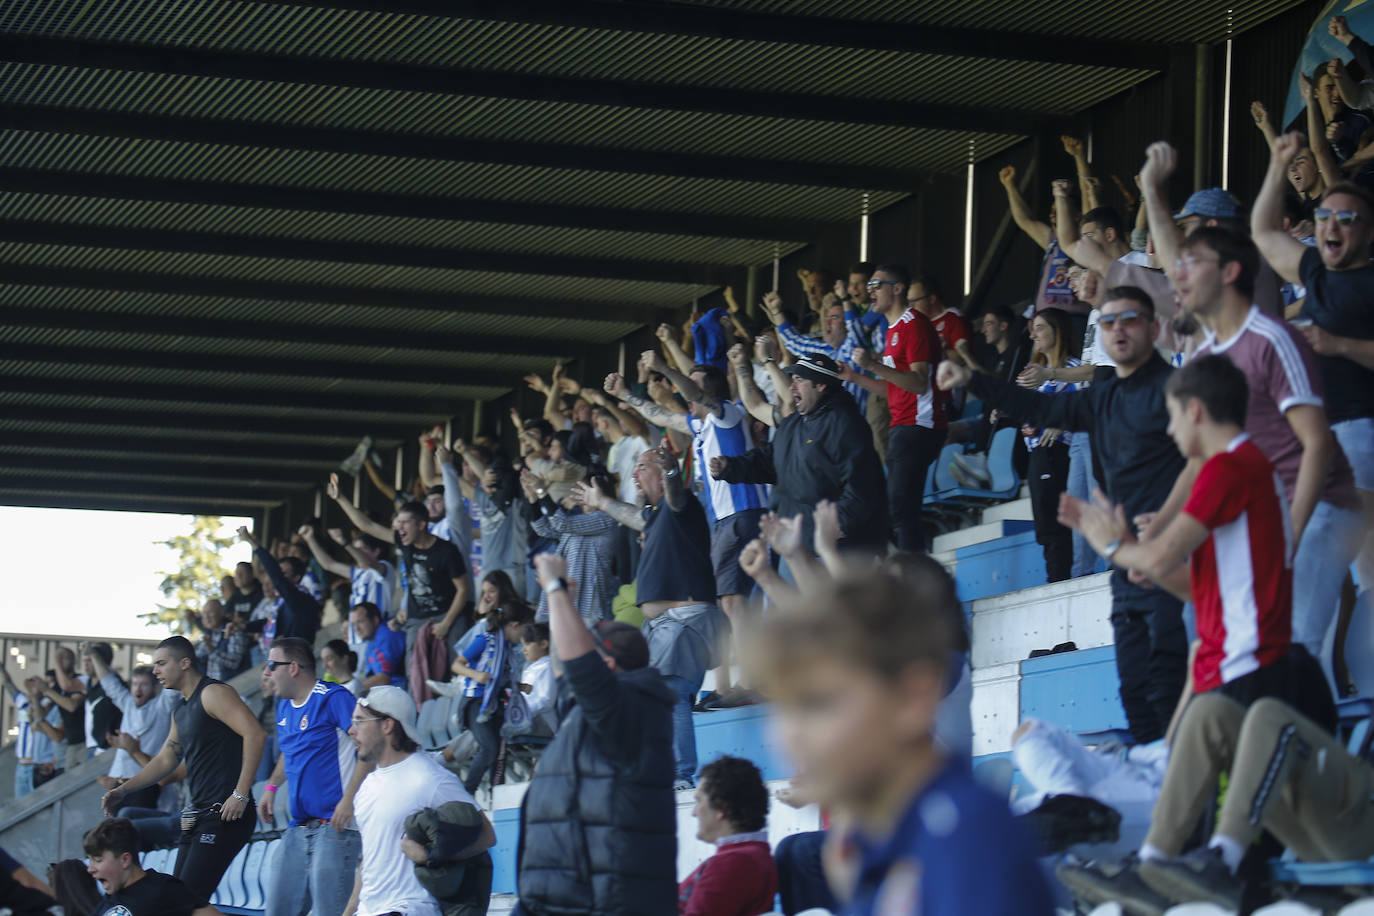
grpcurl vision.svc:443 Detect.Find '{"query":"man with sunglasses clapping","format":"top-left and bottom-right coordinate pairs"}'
top-left (937, 290), bottom-right (1189, 746)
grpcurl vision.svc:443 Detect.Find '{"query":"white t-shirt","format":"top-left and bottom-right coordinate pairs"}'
top-left (607, 434), bottom-right (650, 504)
top-left (1082, 309), bottom-right (1117, 369)
top-left (521, 655), bottom-right (556, 721)
top-left (355, 751), bottom-right (480, 916)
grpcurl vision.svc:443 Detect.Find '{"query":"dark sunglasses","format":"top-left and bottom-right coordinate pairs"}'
top-left (264, 659), bottom-right (290, 671)
top-left (1098, 309), bottom-right (1146, 329)
top-left (1314, 207), bottom-right (1361, 225)
top-left (865, 279), bottom-right (900, 290)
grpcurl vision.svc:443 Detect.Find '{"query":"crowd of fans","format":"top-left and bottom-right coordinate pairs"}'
top-left (4, 15), bottom-right (1374, 915)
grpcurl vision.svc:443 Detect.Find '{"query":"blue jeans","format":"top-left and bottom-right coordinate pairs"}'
top-left (12, 763), bottom-right (32, 800)
top-left (1292, 499), bottom-right (1365, 692)
top-left (1333, 418), bottom-right (1374, 594)
top-left (265, 822), bottom-right (362, 916)
top-left (1067, 433), bottom-right (1098, 578)
top-left (662, 673), bottom-right (703, 783)
top-left (120, 807), bottom-right (181, 850)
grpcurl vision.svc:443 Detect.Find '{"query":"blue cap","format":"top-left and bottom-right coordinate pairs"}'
top-left (1174, 188), bottom-right (1242, 221)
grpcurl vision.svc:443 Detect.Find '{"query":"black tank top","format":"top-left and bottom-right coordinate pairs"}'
top-left (173, 676), bottom-right (243, 808)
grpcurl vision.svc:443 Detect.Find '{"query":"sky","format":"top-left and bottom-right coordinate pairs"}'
top-left (0, 507), bottom-right (255, 642)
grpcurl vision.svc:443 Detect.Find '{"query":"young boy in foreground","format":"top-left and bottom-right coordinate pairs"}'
top-left (85, 817), bottom-right (222, 916)
top-left (754, 571), bottom-right (1053, 915)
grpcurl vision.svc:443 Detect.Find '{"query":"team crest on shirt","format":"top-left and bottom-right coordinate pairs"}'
top-left (875, 859), bottom-right (922, 916)
top-left (890, 332), bottom-right (898, 347)
top-left (299, 715), bottom-right (309, 730)
top-left (106, 908), bottom-right (133, 916)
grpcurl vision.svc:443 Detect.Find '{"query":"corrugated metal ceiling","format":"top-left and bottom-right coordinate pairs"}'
top-left (0, 0), bottom-right (1301, 512)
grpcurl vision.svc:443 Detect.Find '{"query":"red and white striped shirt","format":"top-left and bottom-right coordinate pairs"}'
top-left (1183, 434), bottom-right (1294, 693)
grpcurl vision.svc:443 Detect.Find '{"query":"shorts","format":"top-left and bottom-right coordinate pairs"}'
top-left (1334, 417), bottom-right (1374, 491)
top-left (710, 508), bottom-right (764, 598)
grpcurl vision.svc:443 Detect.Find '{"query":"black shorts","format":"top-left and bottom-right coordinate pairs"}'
top-left (710, 508), bottom-right (765, 598)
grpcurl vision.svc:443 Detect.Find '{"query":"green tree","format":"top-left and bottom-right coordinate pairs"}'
top-left (146, 516), bottom-right (237, 631)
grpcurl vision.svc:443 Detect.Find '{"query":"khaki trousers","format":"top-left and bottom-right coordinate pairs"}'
top-left (1146, 692), bottom-right (1374, 862)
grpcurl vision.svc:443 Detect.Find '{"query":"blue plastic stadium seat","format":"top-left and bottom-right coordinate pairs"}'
top-left (490, 805), bottom-right (522, 896)
top-left (930, 427), bottom-right (1022, 507)
top-left (417, 697), bottom-right (447, 748)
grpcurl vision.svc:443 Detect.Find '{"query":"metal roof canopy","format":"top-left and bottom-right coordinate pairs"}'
top-left (0, 0), bottom-right (1300, 514)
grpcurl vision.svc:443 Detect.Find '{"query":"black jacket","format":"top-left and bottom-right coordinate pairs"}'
top-left (970, 353), bottom-right (1185, 601)
top-left (716, 388), bottom-right (888, 549)
top-left (251, 546), bottom-right (322, 646)
top-left (517, 652), bottom-right (677, 915)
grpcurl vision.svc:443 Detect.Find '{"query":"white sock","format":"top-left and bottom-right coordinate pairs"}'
top-left (1208, 835), bottom-right (1245, 873)
top-left (1139, 843), bottom-right (1168, 863)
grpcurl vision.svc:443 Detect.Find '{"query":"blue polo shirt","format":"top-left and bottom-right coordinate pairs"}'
top-left (361, 625), bottom-right (407, 688)
top-left (846, 759), bottom-right (1052, 916)
top-left (276, 680), bottom-right (357, 825)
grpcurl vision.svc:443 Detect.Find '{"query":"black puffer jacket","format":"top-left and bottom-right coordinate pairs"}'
top-left (716, 388), bottom-right (888, 549)
top-left (517, 652), bottom-right (677, 915)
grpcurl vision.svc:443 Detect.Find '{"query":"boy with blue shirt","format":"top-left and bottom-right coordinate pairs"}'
top-left (257, 637), bottom-right (371, 916)
top-left (756, 573), bottom-right (1053, 915)
top-left (352, 602), bottom-right (407, 689)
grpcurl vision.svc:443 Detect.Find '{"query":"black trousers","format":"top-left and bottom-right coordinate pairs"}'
top-left (1027, 440), bottom-right (1072, 583)
top-left (173, 804), bottom-right (255, 903)
top-left (1111, 592), bottom-right (1189, 744)
top-left (887, 424), bottom-right (946, 552)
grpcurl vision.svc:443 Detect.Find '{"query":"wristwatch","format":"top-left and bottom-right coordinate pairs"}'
top-left (544, 578), bottom-right (568, 594)
top-left (663, 467), bottom-right (680, 479)
top-left (1101, 538), bottom-right (1123, 563)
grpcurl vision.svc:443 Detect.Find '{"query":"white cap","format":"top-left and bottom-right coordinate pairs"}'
top-left (356, 685), bottom-right (424, 747)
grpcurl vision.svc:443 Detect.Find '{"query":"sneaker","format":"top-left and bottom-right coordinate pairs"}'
top-left (339, 435), bottom-right (375, 477)
top-left (672, 778), bottom-right (694, 793)
top-left (1056, 856), bottom-right (1171, 916)
top-left (951, 450), bottom-right (991, 485)
top-left (701, 690), bottom-right (760, 710)
top-left (949, 462), bottom-right (990, 490)
top-left (1138, 847), bottom-right (1244, 911)
top-left (692, 691), bottom-right (721, 712)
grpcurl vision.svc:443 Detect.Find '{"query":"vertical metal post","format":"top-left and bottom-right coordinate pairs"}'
top-left (393, 446), bottom-right (403, 492)
top-left (471, 400), bottom-right (483, 439)
top-left (771, 243), bottom-right (780, 292)
top-left (1194, 43), bottom-right (1215, 190)
top-left (744, 265), bottom-right (759, 319)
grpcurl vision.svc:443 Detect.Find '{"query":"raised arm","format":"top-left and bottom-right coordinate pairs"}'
top-left (1062, 135), bottom-right (1100, 210)
top-left (417, 428), bottom-right (443, 490)
top-left (999, 165), bottom-right (1051, 249)
top-left (327, 474), bottom-right (393, 541)
top-left (1053, 179), bottom-right (1115, 276)
top-left (1140, 141), bottom-right (1186, 286)
top-left (657, 322), bottom-right (697, 376)
top-left (545, 364), bottom-right (572, 428)
top-left (604, 371), bottom-right (690, 434)
top-left (1303, 74), bottom-right (1344, 189)
top-left (571, 478), bottom-right (648, 532)
top-left (1250, 101), bottom-right (1277, 150)
top-left (645, 344), bottom-right (722, 417)
top-left (301, 525), bottom-right (352, 578)
top-left (536, 554), bottom-right (597, 661)
top-left (1252, 132), bottom-right (1312, 284)
top-left (755, 334), bottom-right (795, 419)
top-left (729, 343), bottom-right (776, 427)
top-left (361, 457), bottom-right (397, 503)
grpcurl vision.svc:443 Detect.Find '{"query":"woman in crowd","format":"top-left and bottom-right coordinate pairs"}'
top-left (319, 639), bottom-right (361, 695)
top-left (1016, 307), bottom-right (1082, 583)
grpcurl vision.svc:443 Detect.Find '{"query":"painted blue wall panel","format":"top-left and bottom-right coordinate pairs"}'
top-left (1019, 645), bottom-right (1127, 735)
top-left (954, 530), bottom-right (1046, 601)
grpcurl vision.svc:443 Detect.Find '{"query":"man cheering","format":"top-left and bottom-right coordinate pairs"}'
top-left (258, 637), bottom-right (371, 916)
top-left (99, 636), bottom-right (265, 903)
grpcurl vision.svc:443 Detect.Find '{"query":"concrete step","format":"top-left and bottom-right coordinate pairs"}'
top-left (981, 496), bottom-right (1033, 523)
top-left (970, 571), bottom-right (1113, 669)
top-left (932, 518), bottom-right (1035, 554)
